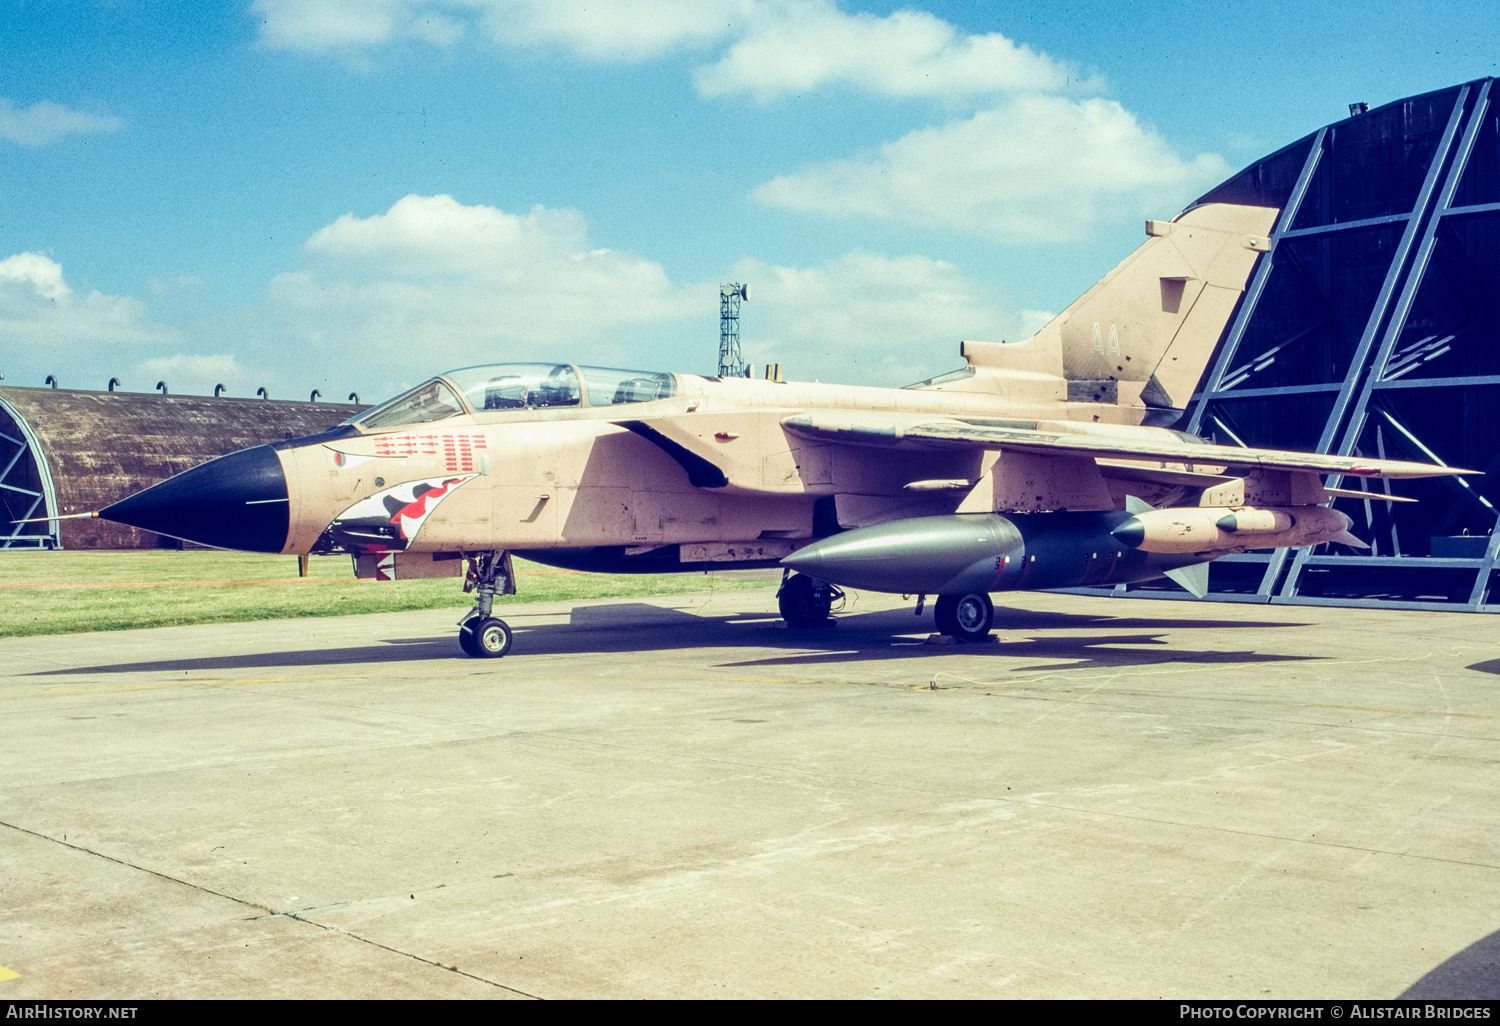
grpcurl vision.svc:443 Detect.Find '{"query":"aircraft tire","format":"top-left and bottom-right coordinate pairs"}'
top-left (458, 618), bottom-right (482, 656)
top-left (934, 592), bottom-right (993, 643)
top-left (779, 573), bottom-right (833, 629)
top-left (460, 616), bottom-right (513, 658)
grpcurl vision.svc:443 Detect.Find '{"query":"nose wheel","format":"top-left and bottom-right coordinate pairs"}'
top-left (934, 592), bottom-right (993, 643)
top-left (457, 551), bottom-right (517, 657)
top-left (459, 616), bottom-right (513, 658)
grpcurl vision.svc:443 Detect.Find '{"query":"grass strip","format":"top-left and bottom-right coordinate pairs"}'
top-left (0, 550), bottom-right (773, 638)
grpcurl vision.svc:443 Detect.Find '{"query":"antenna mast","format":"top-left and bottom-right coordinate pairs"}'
top-left (718, 283), bottom-right (750, 378)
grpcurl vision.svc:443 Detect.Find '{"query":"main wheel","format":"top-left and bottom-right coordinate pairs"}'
top-left (934, 592), bottom-right (993, 643)
top-left (459, 616), bottom-right (513, 658)
top-left (779, 573), bottom-right (834, 629)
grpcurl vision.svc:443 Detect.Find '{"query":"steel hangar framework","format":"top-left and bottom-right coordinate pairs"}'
top-left (1101, 78), bottom-right (1500, 612)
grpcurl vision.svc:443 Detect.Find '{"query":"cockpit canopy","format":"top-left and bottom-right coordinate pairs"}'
top-left (351, 363), bottom-right (677, 431)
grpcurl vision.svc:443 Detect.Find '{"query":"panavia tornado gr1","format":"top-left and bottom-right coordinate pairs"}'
top-left (91, 202), bottom-right (1470, 655)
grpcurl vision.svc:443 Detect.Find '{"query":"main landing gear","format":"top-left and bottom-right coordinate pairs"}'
top-left (778, 572), bottom-right (844, 629)
top-left (933, 592), bottom-right (994, 643)
top-left (458, 551), bottom-right (516, 658)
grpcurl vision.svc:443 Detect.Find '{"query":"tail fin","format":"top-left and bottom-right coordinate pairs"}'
top-left (1050, 202), bottom-right (1278, 416)
top-left (950, 203), bottom-right (1277, 423)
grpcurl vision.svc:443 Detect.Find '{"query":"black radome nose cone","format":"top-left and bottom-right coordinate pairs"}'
top-left (100, 445), bottom-right (290, 552)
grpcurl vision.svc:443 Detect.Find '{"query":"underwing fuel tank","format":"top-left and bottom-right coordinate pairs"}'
top-left (1110, 505), bottom-right (1363, 554)
top-left (782, 513), bottom-right (1207, 595)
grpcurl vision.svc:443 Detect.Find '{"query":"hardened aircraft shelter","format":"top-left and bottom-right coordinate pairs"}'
top-left (1103, 77), bottom-right (1500, 613)
top-left (0, 386), bottom-right (364, 550)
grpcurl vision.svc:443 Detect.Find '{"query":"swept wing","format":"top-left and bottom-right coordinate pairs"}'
top-left (781, 413), bottom-right (1474, 480)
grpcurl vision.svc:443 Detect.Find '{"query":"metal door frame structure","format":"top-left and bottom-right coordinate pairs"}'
top-left (1115, 79), bottom-right (1500, 613)
top-left (0, 394), bottom-right (60, 550)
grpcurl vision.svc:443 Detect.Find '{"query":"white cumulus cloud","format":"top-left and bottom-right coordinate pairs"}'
top-left (478, 0), bottom-right (750, 60)
top-left (268, 195), bottom-right (712, 375)
top-left (246, 1), bottom-right (1228, 247)
top-left (695, 0), bottom-right (1073, 101)
top-left (254, 0), bottom-right (409, 51)
top-left (753, 95), bottom-right (1232, 242)
top-left (0, 252), bottom-right (72, 301)
top-left (257, 196), bottom-right (1018, 389)
top-left (255, 0), bottom-right (1067, 82)
top-left (0, 253), bottom-right (174, 349)
top-left (0, 99), bottom-right (121, 147)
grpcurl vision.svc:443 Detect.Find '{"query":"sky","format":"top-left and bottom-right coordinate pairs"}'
top-left (2, 0), bottom-right (1497, 405)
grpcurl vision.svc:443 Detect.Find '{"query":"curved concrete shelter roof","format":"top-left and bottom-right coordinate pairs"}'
top-left (0, 386), bottom-right (367, 549)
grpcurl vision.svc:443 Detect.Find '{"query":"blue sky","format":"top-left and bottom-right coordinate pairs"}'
top-left (2, 0), bottom-right (1497, 404)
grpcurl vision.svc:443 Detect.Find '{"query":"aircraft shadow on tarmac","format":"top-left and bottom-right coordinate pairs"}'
top-left (1400, 926), bottom-right (1500, 999)
top-left (1466, 657), bottom-right (1500, 675)
top-left (32, 602), bottom-right (1315, 677)
top-left (719, 632), bottom-right (1318, 671)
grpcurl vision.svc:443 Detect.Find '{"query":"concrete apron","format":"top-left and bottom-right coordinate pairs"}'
top-left (0, 587), bottom-right (1496, 999)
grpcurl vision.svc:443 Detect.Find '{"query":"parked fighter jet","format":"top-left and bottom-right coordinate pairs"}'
top-left (91, 201), bottom-right (1470, 656)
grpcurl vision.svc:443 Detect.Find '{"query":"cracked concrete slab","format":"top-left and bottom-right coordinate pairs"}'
top-left (0, 587), bottom-right (1496, 998)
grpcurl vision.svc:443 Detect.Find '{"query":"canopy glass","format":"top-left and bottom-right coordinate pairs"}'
top-left (349, 363), bottom-right (677, 430)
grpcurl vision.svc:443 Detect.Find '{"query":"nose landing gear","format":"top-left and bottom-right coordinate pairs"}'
top-left (459, 551), bottom-right (516, 658)
top-left (459, 616), bottom-right (513, 658)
